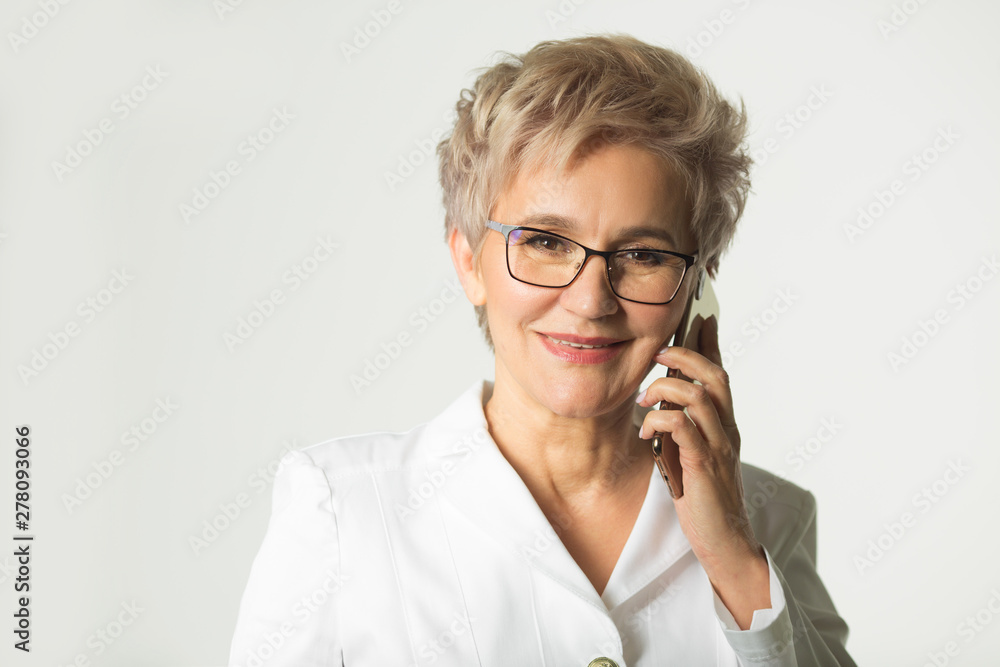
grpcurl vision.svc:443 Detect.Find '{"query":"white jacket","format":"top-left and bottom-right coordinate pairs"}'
top-left (229, 380), bottom-right (854, 666)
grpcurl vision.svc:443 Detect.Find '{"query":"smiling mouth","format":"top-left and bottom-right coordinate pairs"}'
top-left (542, 334), bottom-right (622, 349)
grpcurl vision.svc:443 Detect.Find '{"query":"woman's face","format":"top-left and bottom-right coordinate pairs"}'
top-left (476, 142), bottom-right (697, 419)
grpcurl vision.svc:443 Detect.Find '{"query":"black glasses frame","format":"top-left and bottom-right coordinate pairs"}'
top-left (485, 220), bottom-right (697, 305)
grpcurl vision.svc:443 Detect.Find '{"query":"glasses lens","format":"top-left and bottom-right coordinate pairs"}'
top-left (610, 251), bottom-right (687, 303)
top-left (505, 228), bottom-right (689, 304)
top-left (506, 229), bottom-right (584, 287)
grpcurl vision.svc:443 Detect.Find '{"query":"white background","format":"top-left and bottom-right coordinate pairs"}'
top-left (1, 0), bottom-right (998, 664)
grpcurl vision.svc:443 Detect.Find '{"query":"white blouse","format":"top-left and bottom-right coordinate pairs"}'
top-left (229, 380), bottom-right (854, 666)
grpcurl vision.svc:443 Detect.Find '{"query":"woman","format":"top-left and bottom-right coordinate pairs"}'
top-left (229, 34), bottom-right (855, 666)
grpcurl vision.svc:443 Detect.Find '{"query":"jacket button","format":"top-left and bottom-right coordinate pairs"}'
top-left (588, 659), bottom-right (620, 667)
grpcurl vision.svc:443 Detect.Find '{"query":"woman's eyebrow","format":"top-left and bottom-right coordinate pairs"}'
top-left (517, 213), bottom-right (678, 247)
top-left (616, 225), bottom-right (677, 247)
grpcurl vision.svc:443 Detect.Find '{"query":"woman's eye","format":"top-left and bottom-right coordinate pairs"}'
top-left (527, 233), bottom-right (568, 252)
top-left (623, 250), bottom-right (661, 264)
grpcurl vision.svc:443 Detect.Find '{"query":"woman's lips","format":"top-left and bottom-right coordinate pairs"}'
top-left (537, 332), bottom-right (627, 364)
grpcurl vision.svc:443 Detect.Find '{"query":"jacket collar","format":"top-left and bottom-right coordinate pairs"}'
top-left (422, 380), bottom-right (694, 613)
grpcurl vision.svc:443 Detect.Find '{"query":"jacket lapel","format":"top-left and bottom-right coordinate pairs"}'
top-left (600, 460), bottom-right (693, 610)
top-left (422, 380), bottom-right (694, 615)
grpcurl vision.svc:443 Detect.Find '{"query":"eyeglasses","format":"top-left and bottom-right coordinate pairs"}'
top-left (485, 220), bottom-right (697, 305)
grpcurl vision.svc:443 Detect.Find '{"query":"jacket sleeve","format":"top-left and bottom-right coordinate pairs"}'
top-left (228, 449), bottom-right (343, 667)
top-left (720, 489), bottom-right (856, 666)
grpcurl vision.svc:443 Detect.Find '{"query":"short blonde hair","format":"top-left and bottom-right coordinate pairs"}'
top-left (436, 33), bottom-right (751, 350)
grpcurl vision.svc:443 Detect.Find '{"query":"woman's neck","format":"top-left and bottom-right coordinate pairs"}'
top-left (484, 376), bottom-right (653, 508)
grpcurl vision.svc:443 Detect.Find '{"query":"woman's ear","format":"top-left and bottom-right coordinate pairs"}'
top-left (448, 227), bottom-right (487, 306)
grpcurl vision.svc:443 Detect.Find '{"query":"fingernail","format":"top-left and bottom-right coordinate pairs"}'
top-left (657, 346), bottom-right (671, 356)
top-left (635, 388), bottom-right (647, 404)
top-left (638, 423), bottom-right (647, 439)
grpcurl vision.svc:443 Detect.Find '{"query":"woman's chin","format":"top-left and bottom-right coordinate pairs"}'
top-left (531, 381), bottom-right (630, 420)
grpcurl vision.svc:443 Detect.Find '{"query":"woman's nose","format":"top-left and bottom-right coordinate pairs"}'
top-left (558, 254), bottom-right (619, 318)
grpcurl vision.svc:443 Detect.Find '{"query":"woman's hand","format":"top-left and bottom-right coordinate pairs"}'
top-left (635, 315), bottom-right (770, 629)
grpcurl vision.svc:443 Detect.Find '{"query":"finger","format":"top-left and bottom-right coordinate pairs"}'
top-left (654, 345), bottom-right (735, 428)
top-left (638, 377), bottom-right (731, 449)
top-left (639, 408), bottom-right (709, 457)
top-left (700, 314), bottom-right (723, 369)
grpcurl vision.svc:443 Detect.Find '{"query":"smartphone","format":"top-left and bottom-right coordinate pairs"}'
top-left (651, 271), bottom-right (720, 499)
